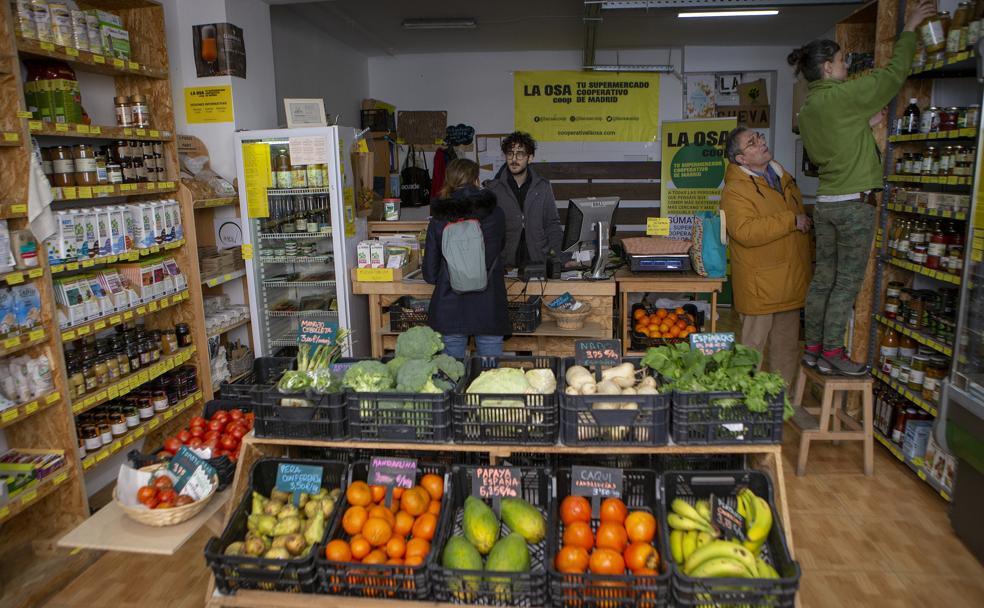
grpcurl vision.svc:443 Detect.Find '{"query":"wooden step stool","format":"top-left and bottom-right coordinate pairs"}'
top-left (790, 365), bottom-right (874, 476)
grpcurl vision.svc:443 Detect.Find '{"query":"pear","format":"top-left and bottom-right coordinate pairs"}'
top-left (243, 536), bottom-right (266, 557)
top-left (246, 532), bottom-right (272, 551)
top-left (297, 492), bottom-right (310, 508)
top-left (320, 497), bottom-right (336, 518)
top-left (304, 510), bottom-right (325, 547)
top-left (247, 514), bottom-right (261, 534)
top-left (303, 499), bottom-right (321, 519)
top-left (314, 488), bottom-right (329, 499)
top-left (251, 491), bottom-right (268, 514)
top-left (271, 535), bottom-right (288, 550)
top-left (277, 503), bottom-right (299, 520)
top-left (283, 533), bottom-right (306, 556)
top-left (270, 489), bottom-right (290, 503)
top-left (264, 547), bottom-right (291, 560)
top-left (256, 514), bottom-right (277, 536)
top-left (272, 516), bottom-right (301, 537)
top-left (329, 488), bottom-right (341, 499)
top-left (224, 541), bottom-right (244, 556)
top-left (263, 500), bottom-right (284, 517)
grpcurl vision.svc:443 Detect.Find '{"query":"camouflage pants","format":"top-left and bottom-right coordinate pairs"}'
top-left (804, 200), bottom-right (875, 350)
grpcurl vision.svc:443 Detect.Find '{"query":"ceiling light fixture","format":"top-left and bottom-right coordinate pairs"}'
top-left (585, 64), bottom-right (675, 72)
top-left (678, 10), bottom-right (779, 18)
top-left (402, 18), bottom-right (476, 30)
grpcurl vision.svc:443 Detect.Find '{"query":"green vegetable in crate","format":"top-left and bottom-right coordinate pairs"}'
top-left (441, 535), bottom-right (484, 599)
top-left (343, 360), bottom-right (394, 392)
top-left (395, 326), bottom-right (445, 360)
top-left (223, 487), bottom-right (340, 560)
top-left (462, 496), bottom-right (500, 555)
top-left (484, 532), bottom-right (531, 601)
top-left (277, 329), bottom-right (350, 396)
top-left (499, 497), bottom-right (545, 544)
top-left (396, 359), bottom-right (444, 393)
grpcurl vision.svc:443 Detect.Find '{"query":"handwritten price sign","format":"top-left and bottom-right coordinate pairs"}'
top-left (298, 319), bottom-right (338, 346)
top-left (571, 466), bottom-right (623, 499)
top-left (689, 332), bottom-right (736, 356)
top-left (472, 467), bottom-right (522, 499)
top-left (276, 462), bottom-right (324, 505)
top-left (575, 339), bottom-right (622, 367)
top-left (368, 457), bottom-right (418, 489)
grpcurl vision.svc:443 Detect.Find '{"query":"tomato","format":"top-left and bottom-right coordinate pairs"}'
top-left (600, 497), bottom-right (628, 525)
top-left (189, 426), bottom-right (205, 439)
top-left (152, 476), bottom-right (173, 490)
top-left (226, 451), bottom-right (238, 463)
top-left (207, 419), bottom-right (225, 432)
top-left (229, 409), bottom-right (244, 421)
top-left (229, 425), bottom-right (247, 440)
top-left (203, 436), bottom-right (220, 451)
top-left (137, 485), bottom-right (158, 505)
top-left (225, 421), bottom-right (241, 433)
top-left (177, 430), bottom-right (191, 444)
top-left (589, 548), bottom-right (626, 575)
top-left (157, 488), bottom-right (177, 504)
top-left (163, 437), bottom-right (182, 455)
top-left (555, 546), bottom-right (590, 573)
top-left (190, 416), bottom-right (206, 427)
top-left (175, 495), bottom-right (195, 506)
top-left (560, 495), bottom-right (592, 526)
top-left (244, 412), bottom-right (254, 428)
top-left (220, 434), bottom-right (238, 451)
top-left (156, 451), bottom-right (170, 461)
top-left (204, 430), bottom-right (220, 441)
top-left (144, 496), bottom-right (160, 509)
top-left (211, 411), bottom-right (230, 425)
top-left (623, 542), bottom-right (659, 574)
top-left (188, 437), bottom-right (204, 449)
top-left (625, 511), bottom-right (657, 544)
top-left (156, 501), bottom-right (175, 510)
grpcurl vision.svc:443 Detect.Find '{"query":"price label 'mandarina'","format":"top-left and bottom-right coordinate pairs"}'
top-left (368, 457), bottom-right (417, 489)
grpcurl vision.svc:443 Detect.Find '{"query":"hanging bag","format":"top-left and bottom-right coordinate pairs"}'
top-left (690, 210), bottom-right (728, 278)
top-left (399, 145), bottom-right (431, 207)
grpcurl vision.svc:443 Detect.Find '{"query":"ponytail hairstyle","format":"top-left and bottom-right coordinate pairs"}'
top-left (439, 158), bottom-right (480, 199)
top-left (787, 39), bottom-right (840, 82)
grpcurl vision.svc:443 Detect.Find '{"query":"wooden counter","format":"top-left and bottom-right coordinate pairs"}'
top-left (353, 278), bottom-right (616, 357)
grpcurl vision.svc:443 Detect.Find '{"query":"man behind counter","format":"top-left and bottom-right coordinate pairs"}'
top-left (485, 131), bottom-right (565, 269)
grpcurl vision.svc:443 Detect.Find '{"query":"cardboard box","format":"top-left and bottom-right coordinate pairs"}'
top-left (351, 249), bottom-right (419, 282)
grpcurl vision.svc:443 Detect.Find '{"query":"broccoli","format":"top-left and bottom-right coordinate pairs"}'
top-left (395, 326), bottom-right (445, 360)
top-left (432, 354), bottom-right (464, 382)
top-left (396, 359), bottom-right (442, 393)
top-left (385, 356), bottom-right (408, 381)
top-left (342, 360), bottom-right (393, 392)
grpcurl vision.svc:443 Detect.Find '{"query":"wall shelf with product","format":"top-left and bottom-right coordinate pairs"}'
top-left (868, 0), bottom-right (984, 502)
top-left (0, 2), bottom-right (211, 599)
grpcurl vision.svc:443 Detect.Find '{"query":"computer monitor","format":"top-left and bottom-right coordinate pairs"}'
top-left (562, 196), bottom-right (620, 279)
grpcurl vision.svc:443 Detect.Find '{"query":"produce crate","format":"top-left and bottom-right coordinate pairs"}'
top-left (204, 458), bottom-right (348, 594)
top-left (127, 400), bottom-right (251, 491)
top-left (659, 470), bottom-right (801, 607)
top-left (671, 389), bottom-right (785, 445)
top-left (562, 454), bottom-right (656, 469)
top-left (218, 357), bottom-right (295, 401)
top-left (316, 461), bottom-right (453, 599)
top-left (653, 454), bottom-right (745, 474)
top-left (560, 357), bottom-right (670, 446)
top-left (255, 389), bottom-right (348, 441)
top-left (508, 296), bottom-right (542, 333)
top-left (548, 469), bottom-right (671, 607)
top-left (388, 296), bottom-right (430, 332)
top-left (628, 303), bottom-right (704, 351)
top-left (452, 356), bottom-right (561, 445)
top-left (430, 465), bottom-right (554, 606)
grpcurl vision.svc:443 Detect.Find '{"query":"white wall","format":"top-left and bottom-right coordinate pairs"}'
top-left (270, 7), bottom-right (370, 128)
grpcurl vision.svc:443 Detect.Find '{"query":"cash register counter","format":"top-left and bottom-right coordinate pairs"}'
top-left (352, 271), bottom-right (725, 357)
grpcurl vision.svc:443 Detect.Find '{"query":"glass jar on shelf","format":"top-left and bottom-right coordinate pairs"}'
top-left (923, 355), bottom-right (948, 402)
top-left (880, 328), bottom-right (900, 369)
top-left (923, 147), bottom-right (940, 174)
top-left (899, 332), bottom-right (918, 359)
top-left (921, 107), bottom-right (940, 134)
top-left (927, 220), bottom-right (947, 269)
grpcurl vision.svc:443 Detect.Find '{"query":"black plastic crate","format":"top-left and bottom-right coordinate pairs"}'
top-left (659, 470), bottom-right (801, 607)
top-left (558, 454), bottom-right (656, 470)
top-left (389, 296), bottom-right (430, 332)
top-left (653, 454), bottom-right (745, 474)
top-left (549, 469), bottom-right (671, 607)
top-left (204, 458), bottom-right (348, 594)
top-left (254, 389), bottom-right (348, 441)
top-left (671, 390), bottom-right (785, 445)
top-left (560, 357), bottom-right (670, 446)
top-left (430, 465), bottom-right (554, 606)
top-left (508, 296), bottom-right (542, 333)
top-left (452, 356), bottom-right (561, 445)
top-left (628, 303), bottom-right (704, 352)
top-left (218, 357), bottom-right (296, 401)
top-left (316, 461), bottom-right (452, 599)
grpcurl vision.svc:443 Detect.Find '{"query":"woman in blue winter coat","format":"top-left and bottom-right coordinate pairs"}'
top-left (423, 158), bottom-right (509, 357)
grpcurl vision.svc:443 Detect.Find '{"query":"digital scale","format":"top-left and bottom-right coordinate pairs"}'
top-left (626, 253), bottom-right (693, 273)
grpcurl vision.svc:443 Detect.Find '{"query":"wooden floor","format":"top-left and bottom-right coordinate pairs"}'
top-left (27, 425), bottom-right (982, 608)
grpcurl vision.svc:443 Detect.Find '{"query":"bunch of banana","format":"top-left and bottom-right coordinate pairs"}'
top-left (668, 496), bottom-right (779, 580)
top-left (736, 488), bottom-right (772, 555)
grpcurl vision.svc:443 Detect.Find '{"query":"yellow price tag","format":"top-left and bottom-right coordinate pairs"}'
top-left (77, 325), bottom-right (90, 336)
top-left (62, 330), bottom-right (75, 341)
top-left (81, 259), bottom-right (94, 268)
top-left (242, 244), bottom-right (253, 260)
top-left (95, 451), bottom-right (108, 462)
top-left (108, 386), bottom-right (118, 399)
top-left (21, 490), bottom-right (37, 503)
top-left (110, 315), bottom-right (121, 325)
top-left (41, 42), bottom-right (54, 51)
top-left (150, 130), bottom-right (160, 138)
top-left (54, 472), bottom-right (68, 485)
top-left (123, 128), bottom-right (133, 136)
top-left (0, 506), bottom-right (8, 518)
top-left (83, 458), bottom-right (93, 469)
top-left (66, 262), bottom-right (79, 271)
top-left (135, 427), bottom-right (145, 438)
top-left (65, 47), bottom-right (79, 57)
top-left (136, 129), bottom-right (147, 136)
top-left (91, 126), bottom-right (101, 135)
top-left (78, 186), bottom-right (92, 199)
top-left (76, 124), bottom-right (89, 133)
top-left (147, 182), bottom-right (156, 190)
top-left (148, 418), bottom-right (159, 429)
top-left (113, 58), bottom-right (124, 68)
top-left (123, 435), bottom-right (133, 446)
top-left (62, 187), bottom-right (77, 199)
top-left (28, 268), bottom-right (43, 279)
top-left (124, 311), bottom-right (134, 320)
top-left (16, 111), bottom-right (32, 119)
top-left (164, 409), bottom-right (174, 420)
top-left (55, 123), bottom-right (69, 132)
top-left (2, 132), bottom-right (18, 142)
top-left (46, 392), bottom-right (59, 404)
top-left (355, 267), bottom-right (396, 282)
top-left (137, 306), bottom-right (146, 315)
top-left (28, 329), bottom-right (43, 341)
top-left (5, 272), bottom-right (24, 285)
top-left (1, 410), bottom-right (18, 422)
top-left (11, 204), bottom-right (26, 214)
top-left (3, 336), bottom-right (21, 348)
top-left (148, 301), bottom-right (158, 311)
top-left (92, 54), bottom-right (105, 63)
top-left (25, 401), bottom-right (38, 414)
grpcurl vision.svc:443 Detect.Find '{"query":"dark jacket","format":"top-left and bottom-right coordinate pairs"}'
top-left (485, 164), bottom-right (564, 267)
top-left (422, 186), bottom-right (510, 337)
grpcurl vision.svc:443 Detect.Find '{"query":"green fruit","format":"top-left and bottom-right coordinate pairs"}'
top-left (251, 491), bottom-right (267, 514)
top-left (670, 530), bottom-right (684, 563)
top-left (272, 516), bottom-right (301, 537)
top-left (224, 541), bottom-right (244, 556)
top-left (441, 535), bottom-right (484, 600)
top-left (277, 503), bottom-right (300, 520)
top-left (304, 510), bottom-right (325, 546)
top-left (499, 498), bottom-right (545, 544)
top-left (462, 496), bottom-right (499, 555)
top-left (256, 514), bottom-right (277, 536)
top-left (484, 532), bottom-right (530, 602)
top-left (270, 489), bottom-right (290, 503)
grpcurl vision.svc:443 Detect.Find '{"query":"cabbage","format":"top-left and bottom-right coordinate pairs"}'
top-left (466, 367), bottom-right (530, 395)
top-left (524, 369), bottom-right (556, 394)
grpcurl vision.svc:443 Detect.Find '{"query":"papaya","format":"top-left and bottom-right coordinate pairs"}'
top-left (462, 496), bottom-right (499, 555)
top-left (441, 535), bottom-right (484, 600)
top-left (484, 532), bottom-right (530, 603)
top-left (500, 497), bottom-right (545, 544)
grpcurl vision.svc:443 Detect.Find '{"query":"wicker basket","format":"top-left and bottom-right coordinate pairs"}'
top-left (545, 302), bottom-right (593, 329)
top-left (114, 464), bottom-right (218, 527)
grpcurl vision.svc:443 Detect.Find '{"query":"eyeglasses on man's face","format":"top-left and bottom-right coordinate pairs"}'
top-left (741, 132), bottom-right (766, 151)
top-left (506, 149), bottom-right (530, 160)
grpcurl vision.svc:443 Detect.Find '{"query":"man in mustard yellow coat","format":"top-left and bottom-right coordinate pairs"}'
top-left (720, 127), bottom-right (813, 387)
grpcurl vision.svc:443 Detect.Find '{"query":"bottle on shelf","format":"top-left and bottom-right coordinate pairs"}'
top-left (880, 328), bottom-right (900, 371)
top-left (950, 2), bottom-right (972, 54)
top-left (927, 220), bottom-right (947, 269)
top-left (895, 217), bottom-right (912, 259)
top-left (902, 98), bottom-right (921, 134)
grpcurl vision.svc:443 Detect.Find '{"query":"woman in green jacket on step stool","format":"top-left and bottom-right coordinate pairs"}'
top-left (789, 0), bottom-right (934, 377)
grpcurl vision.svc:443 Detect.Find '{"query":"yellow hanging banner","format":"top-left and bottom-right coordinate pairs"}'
top-left (514, 70), bottom-right (659, 142)
top-left (243, 143), bottom-right (272, 218)
top-left (184, 85), bottom-right (234, 124)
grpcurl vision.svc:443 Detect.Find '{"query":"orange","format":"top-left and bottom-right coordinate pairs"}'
top-left (412, 513), bottom-right (437, 541)
top-left (370, 485), bottom-right (387, 504)
top-left (393, 511), bottom-right (415, 537)
top-left (342, 506), bottom-right (369, 536)
top-left (562, 521), bottom-right (594, 551)
top-left (362, 517), bottom-right (393, 547)
top-left (686, 325), bottom-right (697, 334)
top-left (634, 323), bottom-right (647, 334)
top-left (350, 537), bottom-right (371, 560)
top-left (404, 554), bottom-right (425, 567)
top-left (401, 487), bottom-right (431, 516)
top-left (633, 308), bottom-right (646, 320)
top-left (385, 536), bottom-right (406, 559)
top-left (665, 314), bottom-right (678, 325)
top-left (655, 309), bottom-right (667, 319)
top-left (668, 327), bottom-right (680, 338)
top-left (428, 499), bottom-right (442, 516)
top-left (600, 497), bottom-right (628, 525)
top-left (420, 475), bottom-right (444, 500)
top-left (658, 323), bottom-right (670, 334)
top-left (676, 319), bottom-right (687, 330)
top-left (385, 557), bottom-right (404, 565)
top-left (679, 330), bottom-right (690, 339)
top-left (325, 539), bottom-right (352, 562)
top-left (674, 307), bottom-right (686, 315)
top-left (405, 538), bottom-right (430, 560)
top-left (362, 549), bottom-right (388, 564)
top-left (346, 481), bottom-right (372, 507)
top-left (392, 487), bottom-right (404, 500)
top-left (625, 511), bottom-right (657, 543)
top-left (369, 505), bottom-right (395, 526)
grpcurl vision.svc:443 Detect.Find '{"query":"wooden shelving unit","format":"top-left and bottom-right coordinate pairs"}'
top-left (0, 3), bottom-right (211, 602)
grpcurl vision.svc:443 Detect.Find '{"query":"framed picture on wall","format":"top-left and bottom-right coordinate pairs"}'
top-left (284, 98), bottom-right (328, 128)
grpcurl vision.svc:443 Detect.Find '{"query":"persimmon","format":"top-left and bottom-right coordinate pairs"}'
top-left (405, 538), bottom-right (430, 560)
top-left (562, 521), bottom-right (594, 551)
top-left (342, 506), bottom-right (369, 536)
top-left (595, 522), bottom-right (628, 553)
top-left (420, 474), bottom-right (444, 500)
top-left (412, 513), bottom-right (437, 541)
top-left (560, 495), bottom-right (592, 526)
top-left (385, 536), bottom-right (406, 559)
top-left (350, 537), bottom-right (371, 560)
top-left (325, 539), bottom-right (352, 562)
top-left (401, 487), bottom-right (431, 516)
top-left (346, 481), bottom-right (372, 507)
top-left (554, 546), bottom-right (589, 573)
top-left (393, 511), bottom-right (415, 537)
top-left (624, 541), bottom-right (660, 573)
top-left (625, 511), bottom-right (656, 543)
top-left (362, 517), bottom-right (393, 547)
top-left (600, 497), bottom-right (628, 525)
top-left (589, 548), bottom-right (625, 575)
